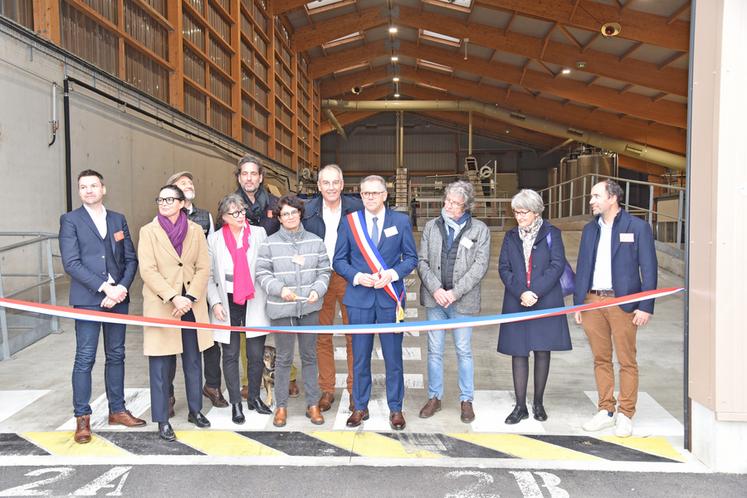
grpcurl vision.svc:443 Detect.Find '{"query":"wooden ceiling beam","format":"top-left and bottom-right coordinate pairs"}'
top-left (475, 0), bottom-right (689, 51)
top-left (667, 3), bottom-right (691, 25)
top-left (396, 5), bottom-right (686, 97)
top-left (270, 0), bottom-right (310, 16)
top-left (309, 40), bottom-right (389, 79)
top-left (292, 6), bottom-right (387, 52)
top-left (394, 40), bottom-right (686, 128)
top-left (319, 65), bottom-right (390, 98)
top-left (321, 111), bottom-right (379, 134)
top-left (324, 72), bottom-right (684, 154)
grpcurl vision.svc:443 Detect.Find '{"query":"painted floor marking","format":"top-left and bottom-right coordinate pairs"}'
top-left (335, 373), bottom-right (423, 390)
top-left (584, 391), bottom-right (684, 437)
top-left (311, 431), bottom-right (441, 459)
top-left (0, 390), bottom-right (49, 427)
top-left (0, 433), bottom-right (49, 456)
top-left (204, 399), bottom-right (272, 430)
top-left (173, 430), bottom-right (282, 457)
top-left (21, 431), bottom-right (130, 457)
top-left (57, 388), bottom-right (150, 431)
top-left (241, 431), bottom-right (354, 457)
top-left (380, 432), bottom-right (516, 459)
top-left (100, 432), bottom-right (203, 456)
top-left (332, 394), bottom-right (394, 431)
top-left (525, 435), bottom-right (678, 463)
top-left (334, 346), bottom-right (421, 361)
top-left (449, 433), bottom-right (600, 461)
top-left (598, 435), bottom-right (686, 462)
top-left (469, 391), bottom-right (547, 434)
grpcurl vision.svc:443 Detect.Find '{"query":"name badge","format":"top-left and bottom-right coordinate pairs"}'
top-left (292, 254), bottom-right (305, 266)
top-left (113, 230), bottom-right (125, 241)
top-left (620, 233), bottom-right (635, 243)
top-left (384, 226), bottom-right (398, 237)
top-left (459, 237), bottom-right (474, 249)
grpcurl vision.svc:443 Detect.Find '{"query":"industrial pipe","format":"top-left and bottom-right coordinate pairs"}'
top-left (324, 109), bottom-right (347, 139)
top-left (321, 99), bottom-right (686, 170)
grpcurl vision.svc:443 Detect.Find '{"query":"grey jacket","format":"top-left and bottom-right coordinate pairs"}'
top-left (256, 226), bottom-right (331, 320)
top-left (417, 215), bottom-right (491, 314)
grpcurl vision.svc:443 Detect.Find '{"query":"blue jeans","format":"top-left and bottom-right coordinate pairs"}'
top-left (72, 302), bottom-right (127, 417)
top-left (426, 306), bottom-right (474, 402)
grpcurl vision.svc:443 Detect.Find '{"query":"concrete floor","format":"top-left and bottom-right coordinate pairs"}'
top-left (0, 229), bottom-right (685, 437)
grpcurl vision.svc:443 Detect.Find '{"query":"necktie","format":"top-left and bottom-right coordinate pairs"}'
top-left (371, 216), bottom-right (379, 246)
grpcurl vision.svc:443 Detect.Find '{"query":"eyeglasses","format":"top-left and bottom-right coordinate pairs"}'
top-left (513, 209), bottom-right (532, 217)
top-left (444, 198), bottom-right (464, 207)
top-left (225, 210), bottom-right (245, 219)
top-left (360, 191), bottom-right (386, 199)
top-left (156, 197), bottom-right (183, 205)
top-left (279, 209), bottom-right (300, 219)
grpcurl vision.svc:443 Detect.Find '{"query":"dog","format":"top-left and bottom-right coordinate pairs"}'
top-left (261, 345), bottom-right (276, 407)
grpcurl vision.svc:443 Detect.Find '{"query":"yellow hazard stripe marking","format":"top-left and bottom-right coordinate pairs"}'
top-left (449, 433), bottom-right (600, 461)
top-left (311, 431), bottom-right (441, 459)
top-left (173, 430), bottom-right (283, 457)
top-left (21, 432), bottom-right (129, 457)
top-left (599, 436), bottom-right (686, 462)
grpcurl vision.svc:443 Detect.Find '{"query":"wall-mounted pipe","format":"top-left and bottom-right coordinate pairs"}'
top-left (324, 109), bottom-right (347, 139)
top-left (63, 78), bottom-right (72, 212)
top-left (468, 111), bottom-right (473, 156)
top-left (322, 99), bottom-right (686, 170)
top-left (48, 82), bottom-right (58, 147)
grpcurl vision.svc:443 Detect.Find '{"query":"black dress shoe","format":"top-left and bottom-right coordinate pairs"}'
top-left (247, 397), bottom-right (272, 415)
top-left (232, 403), bottom-right (245, 425)
top-left (532, 404), bottom-right (548, 421)
top-left (158, 422), bottom-right (175, 442)
top-left (187, 411), bottom-right (211, 428)
top-left (504, 405), bottom-right (529, 425)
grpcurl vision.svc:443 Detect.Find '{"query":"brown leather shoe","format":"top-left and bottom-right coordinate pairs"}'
top-left (108, 410), bottom-right (146, 427)
top-left (318, 392), bottom-right (335, 412)
top-left (168, 396), bottom-right (175, 418)
top-left (288, 380), bottom-right (300, 398)
top-left (202, 385), bottom-right (229, 408)
top-left (74, 415), bottom-right (91, 444)
top-left (389, 411), bottom-right (406, 431)
top-left (348, 400), bottom-right (355, 412)
top-left (240, 385), bottom-right (248, 400)
top-left (306, 405), bottom-right (325, 425)
top-left (273, 407), bottom-right (287, 427)
top-left (419, 397), bottom-right (442, 419)
top-left (460, 401), bottom-right (476, 423)
top-left (346, 409), bottom-right (369, 427)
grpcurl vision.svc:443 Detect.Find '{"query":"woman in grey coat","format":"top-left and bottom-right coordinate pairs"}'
top-left (255, 195), bottom-right (331, 428)
top-left (417, 181), bottom-right (491, 424)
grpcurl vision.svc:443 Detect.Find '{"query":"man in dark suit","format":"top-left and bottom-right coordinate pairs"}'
top-left (302, 164), bottom-right (363, 413)
top-left (573, 179), bottom-right (658, 438)
top-left (59, 169), bottom-right (145, 444)
top-left (333, 175), bottom-right (417, 430)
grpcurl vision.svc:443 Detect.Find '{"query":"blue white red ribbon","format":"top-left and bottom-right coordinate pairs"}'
top-left (0, 287), bottom-right (683, 335)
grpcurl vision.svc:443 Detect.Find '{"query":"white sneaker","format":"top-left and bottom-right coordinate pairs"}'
top-left (582, 410), bottom-right (616, 432)
top-left (615, 413), bottom-right (633, 437)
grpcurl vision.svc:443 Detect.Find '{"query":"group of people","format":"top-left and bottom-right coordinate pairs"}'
top-left (59, 156), bottom-right (657, 444)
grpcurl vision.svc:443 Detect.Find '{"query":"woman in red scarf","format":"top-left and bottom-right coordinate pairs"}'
top-left (138, 184), bottom-right (213, 442)
top-left (207, 194), bottom-right (271, 424)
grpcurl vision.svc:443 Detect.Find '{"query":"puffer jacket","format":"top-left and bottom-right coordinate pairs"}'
top-left (255, 225), bottom-right (331, 319)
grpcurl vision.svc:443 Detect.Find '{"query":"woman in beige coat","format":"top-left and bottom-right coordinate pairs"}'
top-left (139, 184), bottom-right (214, 442)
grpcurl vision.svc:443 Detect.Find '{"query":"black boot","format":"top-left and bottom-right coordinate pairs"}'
top-left (504, 405), bottom-right (529, 425)
top-left (187, 411), bottom-right (211, 428)
top-left (158, 422), bottom-right (176, 442)
top-left (532, 404), bottom-right (548, 421)
top-left (248, 397), bottom-right (272, 415)
top-left (232, 403), bottom-right (245, 425)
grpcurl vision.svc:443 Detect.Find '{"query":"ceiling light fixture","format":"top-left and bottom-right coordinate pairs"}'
top-left (576, 61), bottom-right (586, 70)
top-left (394, 93), bottom-right (400, 98)
top-left (561, 68), bottom-right (572, 75)
top-left (388, 26), bottom-right (398, 34)
top-left (391, 56), bottom-right (399, 62)
top-left (393, 77), bottom-right (400, 82)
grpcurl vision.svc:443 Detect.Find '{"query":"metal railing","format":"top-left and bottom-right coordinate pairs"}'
top-left (0, 232), bottom-right (63, 360)
top-left (538, 174), bottom-right (686, 245)
top-left (414, 197), bottom-right (514, 229)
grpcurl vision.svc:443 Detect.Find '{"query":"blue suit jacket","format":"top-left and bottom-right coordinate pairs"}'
top-left (573, 209), bottom-right (658, 313)
top-left (333, 208), bottom-right (417, 309)
top-left (59, 206), bottom-right (138, 307)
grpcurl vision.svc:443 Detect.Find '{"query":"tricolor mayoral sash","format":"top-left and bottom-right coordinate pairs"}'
top-left (347, 210), bottom-right (406, 322)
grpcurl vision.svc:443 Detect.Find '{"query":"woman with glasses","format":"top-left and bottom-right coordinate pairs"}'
top-left (138, 184), bottom-right (214, 441)
top-left (417, 180), bottom-right (491, 424)
top-left (207, 193), bottom-right (271, 425)
top-left (498, 189), bottom-right (572, 425)
top-left (255, 195), bottom-right (331, 427)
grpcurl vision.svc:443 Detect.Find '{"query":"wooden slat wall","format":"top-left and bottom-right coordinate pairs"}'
top-left (14, 0), bottom-right (320, 170)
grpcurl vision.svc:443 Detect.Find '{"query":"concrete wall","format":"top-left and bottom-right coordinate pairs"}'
top-left (0, 24), bottom-right (291, 243)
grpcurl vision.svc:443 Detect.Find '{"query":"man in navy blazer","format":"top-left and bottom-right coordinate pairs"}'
top-left (59, 169), bottom-right (145, 444)
top-left (333, 175), bottom-right (417, 430)
top-left (573, 179), bottom-right (657, 438)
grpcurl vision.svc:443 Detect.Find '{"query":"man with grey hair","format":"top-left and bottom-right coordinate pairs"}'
top-left (574, 179), bottom-right (658, 438)
top-left (417, 180), bottom-right (490, 423)
top-left (334, 175), bottom-right (417, 430)
top-left (302, 164), bottom-right (363, 412)
top-left (167, 171), bottom-right (214, 237)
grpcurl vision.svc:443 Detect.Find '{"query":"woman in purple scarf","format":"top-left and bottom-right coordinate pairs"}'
top-left (138, 184), bottom-right (214, 442)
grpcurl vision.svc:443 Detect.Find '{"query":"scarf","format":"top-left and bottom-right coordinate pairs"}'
top-left (222, 221), bottom-right (255, 305)
top-left (441, 209), bottom-right (471, 250)
top-left (157, 210), bottom-right (189, 256)
top-left (518, 216), bottom-right (543, 271)
top-left (237, 185), bottom-right (269, 226)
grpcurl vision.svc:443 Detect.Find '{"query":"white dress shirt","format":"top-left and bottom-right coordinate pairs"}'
top-left (322, 200), bottom-right (341, 263)
top-left (592, 217), bottom-right (614, 290)
top-left (83, 204), bottom-right (122, 294)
